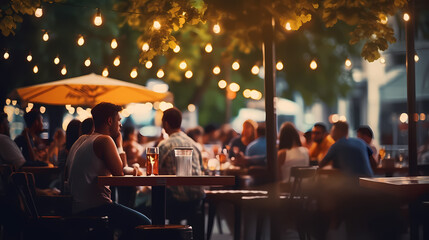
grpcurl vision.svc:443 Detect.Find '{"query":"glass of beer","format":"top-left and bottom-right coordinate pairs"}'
top-left (146, 147), bottom-right (159, 176)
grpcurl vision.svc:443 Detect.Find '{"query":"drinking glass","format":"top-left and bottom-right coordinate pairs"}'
top-left (146, 147), bottom-right (159, 176)
top-left (174, 148), bottom-right (193, 176)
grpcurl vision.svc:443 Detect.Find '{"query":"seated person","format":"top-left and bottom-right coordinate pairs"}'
top-left (309, 122), bottom-right (335, 163)
top-left (0, 112), bottom-right (25, 170)
top-left (228, 119), bottom-right (257, 159)
top-left (356, 125), bottom-right (378, 167)
top-left (234, 122), bottom-right (267, 167)
top-left (319, 121), bottom-right (374, 177)
top-left (68, 102), bottom-right (150, 239)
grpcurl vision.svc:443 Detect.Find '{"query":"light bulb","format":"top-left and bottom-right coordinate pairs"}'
top-left (251, 65), bottom-right (259, 75)
top-left (218, 80), bottom-right (227, 89)
top-left (113, 56), bottom-right (120, 66)
top-left (33, 65), bottom-right (39, 73)
top-left (142, 43), bottom-right (149, 52)
top-left (276, 61), bottom-right (284, 71)
top-left (205, 43), bottom-right (213, 53)
top-left (185, 70), bottom-right (193, 78)
top-left (35, 7), bottom-right (43, 18)
top-left (403, 13), bottom-right (410, 22)
top-left (3, 51), bottom-right (9, 59)
top-left (145, 61), bottom-right (153, 69)
top-left (84, 58), bottom-right (91, 67)
top-left (153, 20), bottom-right (161, 30)
top-left (232, 61), bottom-right (240, 70)
top-left (61, 66), bottom-right (67, 75)
top-left (102, 67), bottom-right (109, 77)
top-left (54, 56), bottom-right (60, 65)
top-left (345, 59), bottom-right (352, 68)
top-left (414, 54), bottom-right (419, 62)
top-left (179, 61), bottom-right (187, 70)
top-left (77, 35), bottom-right (85, 46)
top-left (310, 60), bottom-right (317, 70)
top-left (157, 69), bottom-right (164, 78)
top-left (213, 66), bottom-right (221, 75)
top-left (27, 54), bottom-right (32, 62)
top-left (43, 32), bottom-right (49, 41)
top-left (130, 68), bottom-right (138, 78)
top-left (213, 24), bottom-right (220, 34)
top-left (188, 104), bottom-right (196, 112)
top-left (94, 9), bottom-right (102, 26)
top-left (243, 89), bottom-right (251, 98)
top-left (173, 45), bottom-right (180, 53)
top-left (285, 22), bottom-right (292, 31)
top-left (111, 39), bottom-right (118, 49)
top-left (229, 82), bottom-right (240, 92)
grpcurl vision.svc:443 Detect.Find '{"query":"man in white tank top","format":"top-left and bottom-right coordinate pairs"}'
top-left (68, 102), bottom-right (150, 239)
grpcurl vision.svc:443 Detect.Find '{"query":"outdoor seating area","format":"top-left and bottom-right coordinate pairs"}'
top-left (1, 0), bottom-right (429, 240)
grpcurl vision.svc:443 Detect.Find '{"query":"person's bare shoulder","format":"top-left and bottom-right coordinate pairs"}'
top-left (93, 135), bottom-right (115, 156)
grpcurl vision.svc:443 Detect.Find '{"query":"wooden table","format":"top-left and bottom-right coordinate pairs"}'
top-left (98, 175), bottom-right (235, 225)
top-left (360, 176), bottom-right (429, 240)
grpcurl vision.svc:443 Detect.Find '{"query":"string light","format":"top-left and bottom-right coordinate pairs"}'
top-left (379, 14), bottom-right (388, 24)
top-left (61, 65), bottom-right (67, 75)
top-left (12, 100), bottom-right (17, 106)
top-left (153, 20), bottom-right (161, 30)
top-left (35, 7), bottom-right (43, 18)
top-left (113, 56), bottom-right (120, 66)
top-left (145, 61), bottom-right (153, 69)
top-left (285, 22), bottom-right (292, 31)
top-left (54, 56), bottom-right (60, 65)
top-left (229, 82), bottom-right (240, 92)
top-left (179, 61), bottom-right (187, 70)
top-left (250, 90), bottom-right (262, 100)
top-left (27, 54), bottom-right (32, 62)
top-left (232, 61), bottom-right (240, 70)
top-left (403, 13), bottom-right (410, 22)
top-left (130, 68), bottom-right (138, 78)
top-left (3, 51), bottom-right (9, 59)
top-left (157, 69), bottom-right (165, 78)
top-left (173, 45), bottom-right (180, 53)
top-left (33, 65), bottom-right (39, 73)
top-left (345, 59), bottom-right (352, 68)
top-left (187, 104), bottom-right (196, 112)
top-left (213, 66), bottom-right (221, 75)
top-left (142, 43), bottom-right (149, 52)
top-left (276, 61), bottom-right (284, 71)
top-left (414, 54), bottom-right (419, 62)
top-left (5, 99), bottom-right (11, 105)
top-left (213, 23), bottom-right (220, 34)
top-left (43, 31), bottom-right (49, 41)
top-left (102, 67), bottom-right (109, 77)
top-left (218, 80), bottom-right (227, 89)
top-left (40, 106), bottom-right (46, 114)
top-left (205, 43), bottom-right (213, 53)
top-left (310, 60), bottom-right (317, 70)
top-left (251, 65), bottom-right (260, 75)
top-left (379, 57), bottom-right (386, 64)
top-left (94, 8), bottom-right (102, 26)
top-left (84, 58), bottom-right (91, 67)
top-left (243, 89), bottom-right (251, 98)
top-left (185, 70), bottom-right (193, 78)
top-left (77, 35), bottom-right (85, 46)
top-left (111, 39), bottom-right (118, 49)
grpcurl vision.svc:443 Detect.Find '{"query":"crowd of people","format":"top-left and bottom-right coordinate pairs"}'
top-left (0, 101), bottom-right (385, 239)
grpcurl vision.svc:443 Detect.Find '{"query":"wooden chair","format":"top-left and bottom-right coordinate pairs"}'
top-left (9, 172), bottom-right (111, 240)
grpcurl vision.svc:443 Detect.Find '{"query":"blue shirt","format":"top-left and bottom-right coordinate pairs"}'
top-left (320, 137), bottom-right (374, 177)
top-left (245, 136), bottom-right (267, 166)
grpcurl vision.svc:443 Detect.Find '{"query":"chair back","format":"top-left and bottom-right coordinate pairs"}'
top-left (289, 166), bottom-right (317, 198)
top-left (10, 172), bottom-right (40, 221)
top-left (0, 164), bottom-right (14, 197)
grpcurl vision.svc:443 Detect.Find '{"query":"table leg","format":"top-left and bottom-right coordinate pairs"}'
top-left (152, 185), bottom-right (166, 225)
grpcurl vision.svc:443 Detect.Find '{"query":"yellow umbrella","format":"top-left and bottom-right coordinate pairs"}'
top-left (14, 73), bottom-right (173, 107)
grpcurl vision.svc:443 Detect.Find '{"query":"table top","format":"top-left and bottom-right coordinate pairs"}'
top-left (98, 175), bottom-right (235, 187)
top-left (21, 166), bottom-right (60, 174)
top-left (359, 176), bottom-right (429, 200)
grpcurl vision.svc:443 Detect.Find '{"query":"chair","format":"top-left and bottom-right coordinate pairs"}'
top-left (242, 166), bottom-right (318, 240)
top-left (9, 172), bottom-right (111, 240)
top-left (134, 224), bottom-right (193, 240)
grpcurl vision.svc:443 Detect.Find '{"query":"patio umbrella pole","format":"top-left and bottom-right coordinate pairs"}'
top-left (406, 0), bottom-right (417, 176)
top-left (263, 16), bottom-right (280, 240)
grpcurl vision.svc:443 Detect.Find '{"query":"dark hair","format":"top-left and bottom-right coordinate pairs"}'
top-left (66, 119), bottom-right (81, 151)
top-left (24, 109), bottom-right (41, 127)
top-left (186, 126), bottom-right (204, 142)
top-left (314, 122), bottom-right (328, 133)
top-left (162, 107), bottom-right (182, 129)
top-left (357, 125), bottom-right (373, 139)
top-left (278, 122), bottom-right (301, 150)
top-left (256, 122), bottom-right (266, 137)
top-left (333, 121), bottom-right (349, 135)
top-left (81, 118), bottom-right (94, 135)
top-left (123, 125), bottom-right (136, 141)
top-left (91, 102), bottom-right (122, 129)
top-left (204, 124), bottom-right (218, 134)
top-left (0, 112), bottom-right (8, 123)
